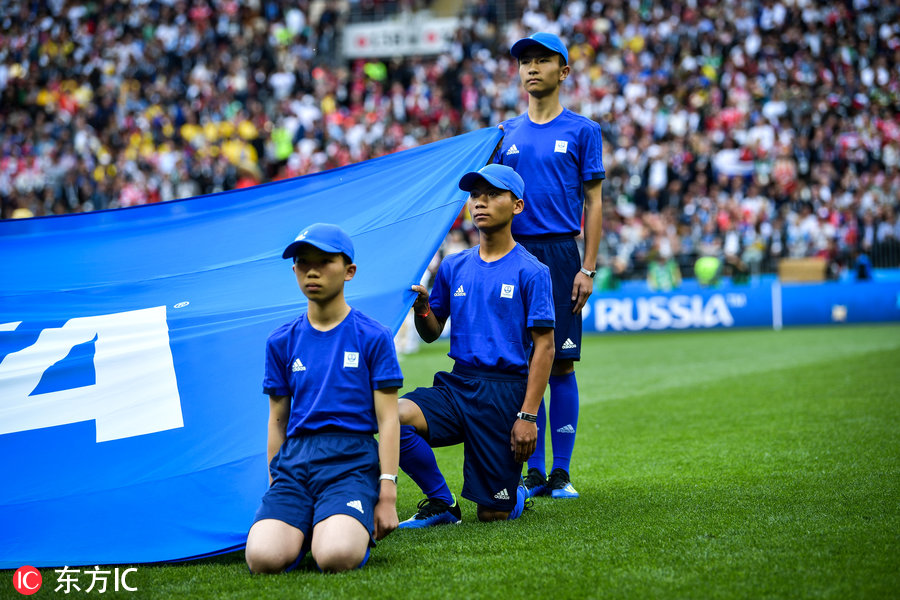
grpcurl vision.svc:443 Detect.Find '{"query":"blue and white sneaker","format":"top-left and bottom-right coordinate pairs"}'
top-left (508, 479), bottom-right (533, 520)
top-left (523, 467), bottom-right (549, 498)
top-left (548, 468), bottom-right (579, 499)
top-left (398, 494), bottom-right (462, 528)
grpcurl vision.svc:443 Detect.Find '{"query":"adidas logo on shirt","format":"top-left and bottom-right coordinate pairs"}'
top-left (506, 144), bottom-right (519, 156)
top-left (454, 285), bottom-right (466, 297)
top-left (347, 500), bottom-right (364, 514)
top-left (562, 338), bottom-right (577, 350)
top-left (556, 424), bottom-right (576, 434)
top-left (292, 358), bottom-right (306, 372)
top-left (493, 488), bottom-right (510, 500)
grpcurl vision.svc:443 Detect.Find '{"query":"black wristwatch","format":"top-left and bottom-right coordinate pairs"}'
top-left (517, 411), bottom-right (538, 423)
top-left (580, 267), bottom-right (596, 279)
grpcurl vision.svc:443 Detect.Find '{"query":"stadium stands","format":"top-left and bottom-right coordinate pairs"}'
top-left (1, 0), bottom-right (898, 281)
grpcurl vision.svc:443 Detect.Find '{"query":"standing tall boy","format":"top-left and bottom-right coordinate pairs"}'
top-left (397, 164), bottom-right (555, 526)
top-left (496, 32), bottom-right (606, 499)
top-left (246, 223), bottom-right (402, 573)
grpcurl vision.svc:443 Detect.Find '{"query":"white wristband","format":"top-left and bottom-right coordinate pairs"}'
top-left (379, 474), bottom-right (398, 484)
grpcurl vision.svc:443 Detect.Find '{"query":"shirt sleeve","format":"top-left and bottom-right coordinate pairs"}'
top-left (262, 330), bottom-right (291, 397)
top-left (525, 263), bottom-right (555, 329)
top-left (581, 121), bottom-right (606, 182)
top-left (368, 325), bottom-right (404, 390)
top-left (429, 259), bottom-right (452, 320)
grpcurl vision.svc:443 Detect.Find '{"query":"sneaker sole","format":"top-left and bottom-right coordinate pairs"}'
top-left (397, 514), bottom-right (462, 529)
top-left (550, 488), bottom-right (580, 499)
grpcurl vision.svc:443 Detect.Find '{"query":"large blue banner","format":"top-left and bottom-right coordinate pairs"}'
top-left (0, 127), bottom-right (502, 568)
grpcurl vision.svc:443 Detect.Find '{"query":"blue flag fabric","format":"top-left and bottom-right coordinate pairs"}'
top-left (0, 127), bottom-right (502, 568)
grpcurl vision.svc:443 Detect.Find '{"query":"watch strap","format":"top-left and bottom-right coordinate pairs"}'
top-left (517, 411), bottom-right (538, 423)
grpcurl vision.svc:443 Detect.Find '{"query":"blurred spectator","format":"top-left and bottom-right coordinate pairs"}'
top-left (1, 0), bottom-right (898, 282)
top-left (694, 255), bottom-right (723, 288)
top-left (646, 246), bottom-right (682, 292)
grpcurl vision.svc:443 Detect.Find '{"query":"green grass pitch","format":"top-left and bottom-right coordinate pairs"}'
top-left (10, 325), bottom-right (900, 599)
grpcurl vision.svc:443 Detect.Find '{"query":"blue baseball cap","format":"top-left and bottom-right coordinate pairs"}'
top-left (282, 223), bottom-right (355, 261)
top-left (458, 164), bottom-right (525, 199)
top-left (510, 32), bottom-right (569, 65)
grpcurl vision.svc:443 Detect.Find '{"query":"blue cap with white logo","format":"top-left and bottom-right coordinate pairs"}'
top-left (458, 164), bottom-right (526, 200)
top-left (282, 223), bottom-right (355, 261)
top-left (510, 32), bottom-right (569, 65)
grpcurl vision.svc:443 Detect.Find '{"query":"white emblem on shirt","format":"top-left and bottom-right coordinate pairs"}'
top-left (343, 351), bottom-right (360, 368)
top-left (454, 285), bottom-right (466, 297)
top-left (292, 358), bottom-right (306, 372)
top-left (506, 144), bottom-right (519, 155)
top-left (554, 140), bottom-right (568, 153)
top-left (500, 284), bottom-right (515, 299)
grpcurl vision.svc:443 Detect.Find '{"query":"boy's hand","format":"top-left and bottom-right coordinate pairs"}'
top-left (510, 419), bottom-right (537, 463)
top-left (373, 498), bottom-right (398, 540)
top-left (571, 271), bottom-right (594, 313)
top-left (411, 284), bottom-right (430, 315)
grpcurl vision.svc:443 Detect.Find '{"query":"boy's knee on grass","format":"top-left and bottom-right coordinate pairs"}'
top-left (313, 542), bottom-right (369, 573)
top-left (246, 545), bottom-right (298, 574)
top-left (476, 505), bottom-right (511, 522)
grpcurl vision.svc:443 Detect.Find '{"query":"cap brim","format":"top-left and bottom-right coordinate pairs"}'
top-left (282, 240), bottom-right (345, 259)
top-left (458, 172), bottom-right (508, 193)
top-left (510, 38), bottom-right (542, 58)
top-left (458, 172), bottom-right (522, 199)
top-left (458, 172), bottom-right (487, 192)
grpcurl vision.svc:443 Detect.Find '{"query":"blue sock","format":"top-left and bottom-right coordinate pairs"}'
top-left (507, 484), bottom-right (527, 520)
top-left (399, 425), bottom-right (453, 505)
top-left (526, 399), bottom-right (547, 475)
top-left (549, 372), bottom-right (579, 474)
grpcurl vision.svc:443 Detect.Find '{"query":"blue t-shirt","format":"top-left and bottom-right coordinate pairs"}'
top-left (263, 308), bottom-right (403, 437)
top-left (430, 244), bottom-right (554, 375)
top-left (496, 109), bottom-right (606, 236)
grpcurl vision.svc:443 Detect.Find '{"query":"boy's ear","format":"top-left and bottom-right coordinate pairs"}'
top-left (513, 196), bottom-right (525, 215)
top-left (559, 64), bottom-right (570, 82)
top-left (345, 263), bottom-right (357, 281)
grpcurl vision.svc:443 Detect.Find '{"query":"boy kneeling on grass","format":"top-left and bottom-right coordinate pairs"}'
top-left (397, 164), bottom-right (555, 527)
top-left (246, 223), bottom-right (402, 573)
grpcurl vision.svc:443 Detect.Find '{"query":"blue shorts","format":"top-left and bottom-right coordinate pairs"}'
top-left (253, 432), bottom-right (378, 547)
top-left (516, 234), bottom-right (582, 360)
top-left (404, 364), bottom-right (527, 512)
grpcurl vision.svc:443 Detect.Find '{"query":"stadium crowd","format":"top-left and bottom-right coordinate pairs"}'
top-left (2, 0), bottom-right (899, 281)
